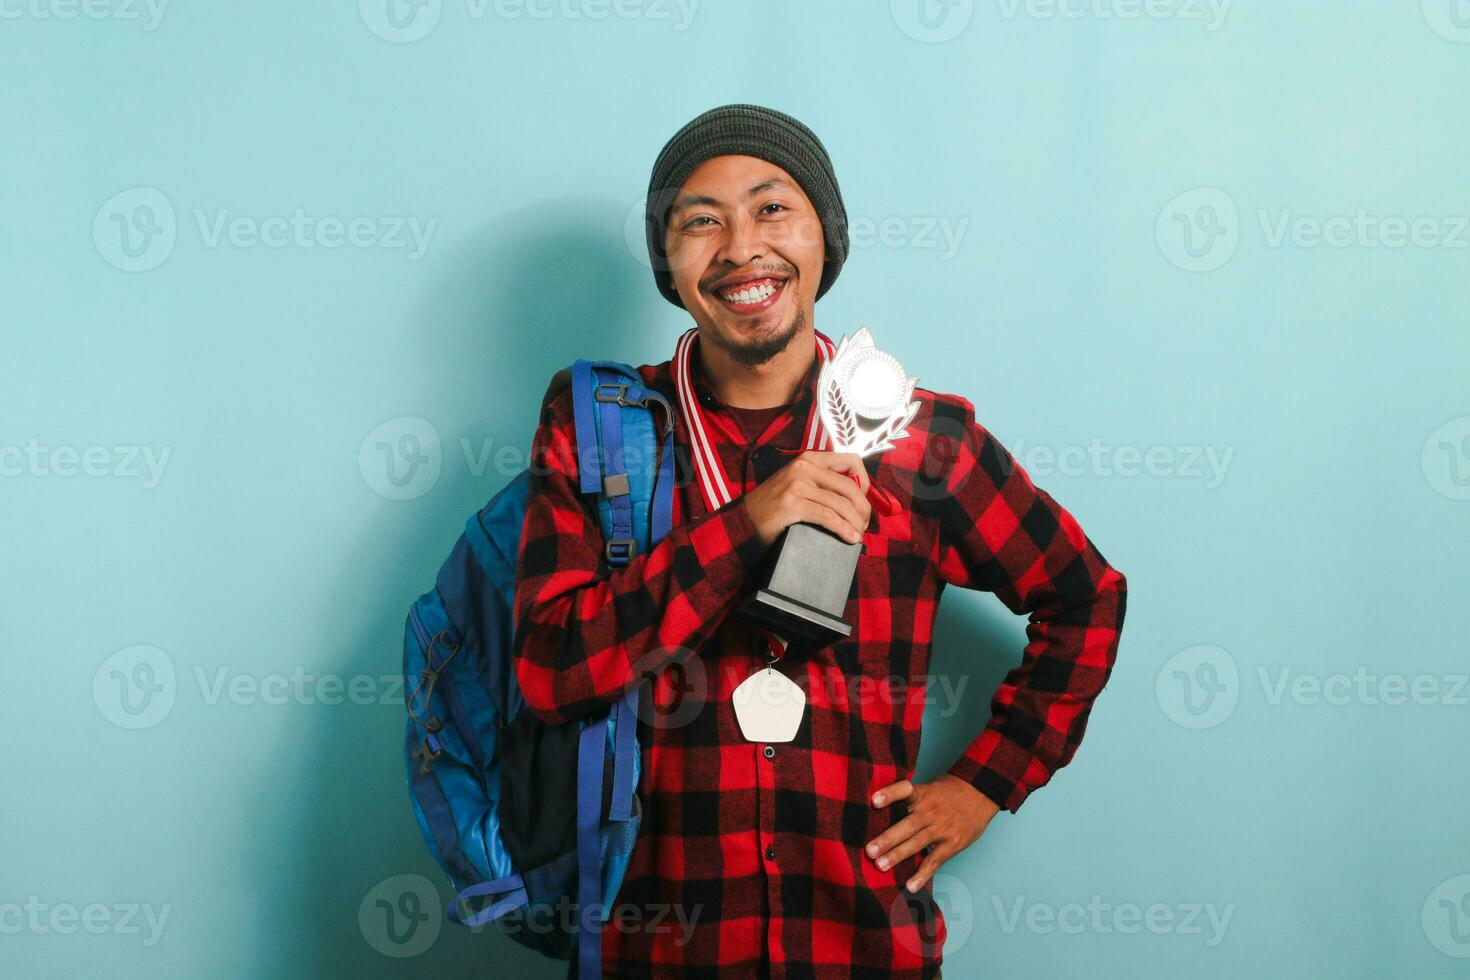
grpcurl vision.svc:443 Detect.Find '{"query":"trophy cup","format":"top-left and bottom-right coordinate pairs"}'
top-left (734, 327), bottom-right (921, 648)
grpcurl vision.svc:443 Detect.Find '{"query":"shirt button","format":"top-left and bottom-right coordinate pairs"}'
top-left (763, 745), bottom-right (775, 759)
top-left (765, 846), bottom-right (777, 861)
top-left (751, 448), bottom-right (762, 459)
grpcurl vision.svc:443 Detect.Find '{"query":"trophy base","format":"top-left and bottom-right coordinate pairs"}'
top-left (734, 522), bottom-right (861, 649)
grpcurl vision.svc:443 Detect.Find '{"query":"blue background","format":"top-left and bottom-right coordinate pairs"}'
top-left (5, 1), bottom-right (1469, 976)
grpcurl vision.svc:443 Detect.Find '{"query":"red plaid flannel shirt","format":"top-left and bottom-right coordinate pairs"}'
top-left (513, 338), bottom-right (1127, 978)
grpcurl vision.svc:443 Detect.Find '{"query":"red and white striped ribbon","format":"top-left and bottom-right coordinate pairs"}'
top-left (673, 326), bottom-right (836, 512)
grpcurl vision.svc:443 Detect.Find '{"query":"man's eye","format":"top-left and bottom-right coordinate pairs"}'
top-left (760, 203), bottom-right (788, 215)
top-left (683, 216), bottom-right (714, 229)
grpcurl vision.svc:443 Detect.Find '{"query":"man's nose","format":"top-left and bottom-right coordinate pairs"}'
top-left (717, 214), bottom-right (766, 268)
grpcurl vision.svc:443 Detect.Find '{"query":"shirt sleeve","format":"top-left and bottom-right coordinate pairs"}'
top-left (512, 370), bottom-right (769, 726)
top-left (931, 394), bottom-right (1128, 813)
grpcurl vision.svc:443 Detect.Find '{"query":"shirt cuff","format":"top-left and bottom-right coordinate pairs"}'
top-left (685, 495), bottom-right (768, 595)
top-left (945, 729), bottom-right (1041, 814)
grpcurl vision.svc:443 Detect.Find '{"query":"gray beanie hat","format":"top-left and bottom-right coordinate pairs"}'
top-left (645, 103), bottom-right (849, 309)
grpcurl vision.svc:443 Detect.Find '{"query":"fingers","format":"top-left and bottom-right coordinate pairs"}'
top-left (792, 481), bottom-right (870, 543)
top-left (906, 844), bottom-right (952, 893)
top-left (871, 780), bottom-right (914, 808)
top-left (868, 816), bottom-right (937, 872)
top-left (808, 463), bottom-right (873, 522)
top-left (802, 451), bottom-right (871, 494)
top-left (793, 458), bottom-right (872, 532)
top-left (748, 451), bottom-right (877, 548)
top-left (787, 496), bottom-right (862, 544)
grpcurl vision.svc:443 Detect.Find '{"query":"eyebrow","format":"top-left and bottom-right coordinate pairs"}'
top-left (670, 178), bottom-right (796, 214)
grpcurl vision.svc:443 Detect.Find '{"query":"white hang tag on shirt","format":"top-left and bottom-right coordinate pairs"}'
top-left (732, 666), bottom-right (805, 743)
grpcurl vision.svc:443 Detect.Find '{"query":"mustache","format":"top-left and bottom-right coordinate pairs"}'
top-left (702, 266), bottom-right (794, 291)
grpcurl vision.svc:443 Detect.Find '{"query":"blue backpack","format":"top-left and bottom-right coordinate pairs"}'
top-left (401, 359), bottom-right (676, 977)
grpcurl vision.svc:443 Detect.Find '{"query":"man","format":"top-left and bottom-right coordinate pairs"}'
top-left (513, 104), bottom-right (1127, 979)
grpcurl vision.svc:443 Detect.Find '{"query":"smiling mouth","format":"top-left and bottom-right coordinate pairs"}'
top-left (711, 277), bottom-right (787, 315)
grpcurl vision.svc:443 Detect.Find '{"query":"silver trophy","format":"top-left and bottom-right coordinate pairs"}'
top-left (735, 327), bottom-right (921, 648)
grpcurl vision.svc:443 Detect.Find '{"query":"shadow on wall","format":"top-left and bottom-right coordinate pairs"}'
top-left (920, 593), bottom-right (1030, 794)
top-left (252, 204), bottom-right (666, 980)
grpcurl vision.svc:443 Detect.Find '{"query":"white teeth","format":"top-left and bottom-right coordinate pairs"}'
top-left (721, 281), bottom-right (778, 304)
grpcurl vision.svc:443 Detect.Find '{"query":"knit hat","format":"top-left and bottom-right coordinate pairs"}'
top-left (645, 103), bottom-right (849, 309)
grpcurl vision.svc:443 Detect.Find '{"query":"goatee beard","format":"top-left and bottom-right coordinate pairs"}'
top-left (714, 307), bottom-right (807, 367)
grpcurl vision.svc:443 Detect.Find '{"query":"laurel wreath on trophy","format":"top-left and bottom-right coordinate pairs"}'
top-left (817, 327), bottom-right (921, 458)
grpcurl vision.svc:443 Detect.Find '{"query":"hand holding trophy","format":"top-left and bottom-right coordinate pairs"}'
top-left (734, 327), bottom-right (920, 649)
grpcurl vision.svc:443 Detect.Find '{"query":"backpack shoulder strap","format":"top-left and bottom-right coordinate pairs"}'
top-left (565, 358), bottom-right (678, 977)
top-left (568, 359), bottom-right (676, 564)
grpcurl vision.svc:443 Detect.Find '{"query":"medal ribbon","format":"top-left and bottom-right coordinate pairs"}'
top-left (672, 326), bottom-right (837, 656)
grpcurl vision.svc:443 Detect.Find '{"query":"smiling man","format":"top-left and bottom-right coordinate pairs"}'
top-left (513, 103), bottom-right (1128, 978)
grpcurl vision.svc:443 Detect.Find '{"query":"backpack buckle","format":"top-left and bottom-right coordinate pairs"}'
top-left (605, 538), bottom-right (636, 563)
top-left (594, 383), bottom-right (644, 408)
top-left (602, 473), bottom-right (630, 498)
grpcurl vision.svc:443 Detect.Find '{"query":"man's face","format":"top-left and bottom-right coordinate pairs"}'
top-left (662, 155), bottom-right (826, 367)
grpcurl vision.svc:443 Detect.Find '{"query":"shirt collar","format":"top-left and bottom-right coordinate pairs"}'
top-left (688, 334), bottom-right (823, 433)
